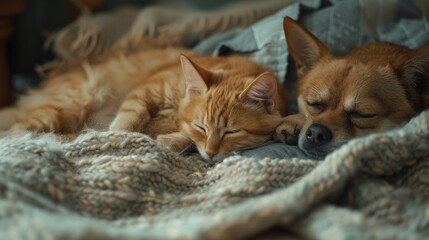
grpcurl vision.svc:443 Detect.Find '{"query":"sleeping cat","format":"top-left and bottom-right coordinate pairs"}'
top-left (0, 48), bottom-right (287, 160)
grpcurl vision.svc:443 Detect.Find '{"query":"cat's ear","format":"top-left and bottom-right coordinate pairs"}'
top-left (240, 72), bottom-right (278, 112)
top-left (181, 55), bottom-right (212, 97)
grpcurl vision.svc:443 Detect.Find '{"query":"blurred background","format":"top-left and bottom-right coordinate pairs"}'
top-left (1, 0), bottom-right (236, 107)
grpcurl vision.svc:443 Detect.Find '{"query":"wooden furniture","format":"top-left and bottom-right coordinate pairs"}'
top-left (0, 0), bottom-right (25, 108)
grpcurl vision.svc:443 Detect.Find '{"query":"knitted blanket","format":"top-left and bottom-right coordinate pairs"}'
top-left (1, 109), bottom-right (428, 239)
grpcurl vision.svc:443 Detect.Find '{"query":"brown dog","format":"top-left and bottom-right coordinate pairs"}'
top-left (275, 17), bottom-right (429, 158)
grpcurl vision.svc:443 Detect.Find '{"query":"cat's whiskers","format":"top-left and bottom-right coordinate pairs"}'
top-left (175, 135), bottom-right (195, 155)
top-left (178, 143), bottom-right (194, 155)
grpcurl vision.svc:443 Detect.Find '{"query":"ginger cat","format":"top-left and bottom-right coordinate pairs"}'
top-left (0, 48), bottom-right (287, 160)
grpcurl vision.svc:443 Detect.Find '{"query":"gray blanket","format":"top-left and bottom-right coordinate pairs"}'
top-left (1, 111), bottom-right (428, 240)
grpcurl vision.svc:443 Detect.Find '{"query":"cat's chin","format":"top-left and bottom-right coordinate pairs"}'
top-left (197, 149), bottom-right (228, 162)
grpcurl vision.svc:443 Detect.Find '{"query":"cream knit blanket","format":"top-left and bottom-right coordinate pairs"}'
top-left (0, 110), bottom-right (428, 239)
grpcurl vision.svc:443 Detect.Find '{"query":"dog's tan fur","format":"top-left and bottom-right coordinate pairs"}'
top-left (275, 17), bottom-right (429, 158)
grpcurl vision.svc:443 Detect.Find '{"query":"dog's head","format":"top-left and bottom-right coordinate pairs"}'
top-left (283, 17), bottom-right (429, 157)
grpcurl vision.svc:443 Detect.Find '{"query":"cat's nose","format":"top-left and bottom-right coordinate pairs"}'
top-left (206, 151), bottom-right (218, 158)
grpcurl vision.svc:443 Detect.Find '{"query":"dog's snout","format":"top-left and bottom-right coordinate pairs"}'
top-left (305, 124), bottom-right (333, 145)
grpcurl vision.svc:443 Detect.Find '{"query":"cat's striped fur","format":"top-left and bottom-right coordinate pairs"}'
top-left (0, 48), bottom-right (287, 160)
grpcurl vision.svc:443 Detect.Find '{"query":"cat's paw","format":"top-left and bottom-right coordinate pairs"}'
top-left (0, 124), bottom-right (41, 140)
top-left (0, 107), bottom-right (19, 131)
top-left (7, 123), bottom-right (36, 137)
top-left (156, 132), bottom-right (193, 152)
top-left (109, 120), bottom-right (135, 132)
top-left (11, 119), bottom-right (59, 133)
top-left (273, 114), bottom-right (305, 145)
top-left (109, 114), bottom-right (149, 132)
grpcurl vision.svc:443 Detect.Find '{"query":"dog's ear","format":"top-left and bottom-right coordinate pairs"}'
top-left (397, 45), bottom-right (429, 111)
top-left (283, 17), bottom-right (331, 76)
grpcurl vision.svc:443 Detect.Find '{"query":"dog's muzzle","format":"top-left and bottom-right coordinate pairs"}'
top-left (299, 123), bottom-right (334, 158)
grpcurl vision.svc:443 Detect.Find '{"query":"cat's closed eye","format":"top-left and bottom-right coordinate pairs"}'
top-left (224, 129), bottom-right (240, 135)
top-left (193, 123), bottom-right (207, 135)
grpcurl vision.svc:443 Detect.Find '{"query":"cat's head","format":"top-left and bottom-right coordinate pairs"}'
top-left (179, 55), bottom-right (283, 161)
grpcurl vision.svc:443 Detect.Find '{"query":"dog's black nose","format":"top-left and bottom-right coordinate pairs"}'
top-left (305, 124), bottom-right (333, 145)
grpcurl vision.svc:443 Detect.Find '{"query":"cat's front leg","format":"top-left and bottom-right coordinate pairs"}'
top-left (156, 132), bottom-right (194, 153)
top-left (274, 114), bottom-right (305, 145)
top-left (109, 101), bottom-right (151, 132)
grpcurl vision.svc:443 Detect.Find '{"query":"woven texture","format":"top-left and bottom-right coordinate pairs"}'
top-left (0, 110), bottom-right (428, 239)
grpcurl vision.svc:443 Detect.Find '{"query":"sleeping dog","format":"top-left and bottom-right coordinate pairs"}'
top-left (275, 17), bottom-right (429, 158)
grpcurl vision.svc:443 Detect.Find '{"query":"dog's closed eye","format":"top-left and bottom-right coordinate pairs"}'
top-left (347, 111), bottom-right (378, 130)
top-left (306, 101), bottom-right (324, 110)
top-left (347, 111), bottom-right (376, 119)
